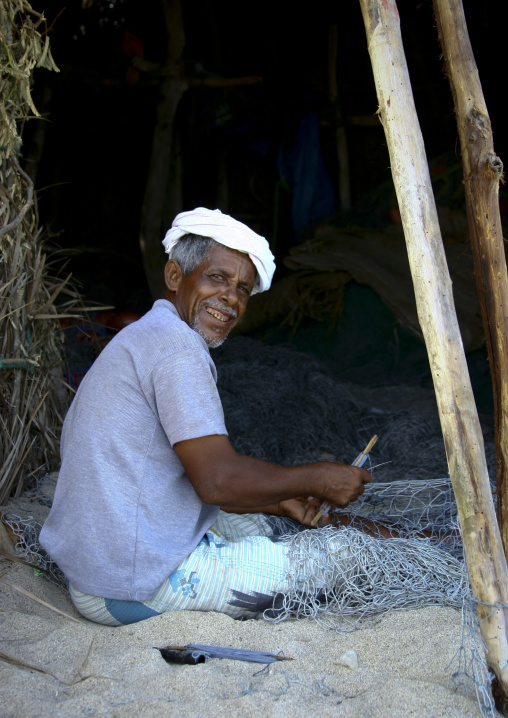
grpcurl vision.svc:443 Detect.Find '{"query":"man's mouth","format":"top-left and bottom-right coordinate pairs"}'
top-left (206, 307), bottom-right (231, 323)
top-left (191, 302), bottom-right (238, 347)
top-left (204, 303), bottom-right (237, 324)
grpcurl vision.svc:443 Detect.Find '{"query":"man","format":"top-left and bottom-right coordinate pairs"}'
top-left (40, 207), bottom-right (370, 626)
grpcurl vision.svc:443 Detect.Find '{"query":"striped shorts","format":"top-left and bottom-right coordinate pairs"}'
top-left (69, 512), bottom-right (307, 626)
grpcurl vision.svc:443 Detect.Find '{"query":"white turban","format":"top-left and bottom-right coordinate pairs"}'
top-left (162, 207), bottom-right (276, 294)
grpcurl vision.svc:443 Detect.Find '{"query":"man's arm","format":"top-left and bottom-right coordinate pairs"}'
top-left (173, 434), bottom-right (370, 510)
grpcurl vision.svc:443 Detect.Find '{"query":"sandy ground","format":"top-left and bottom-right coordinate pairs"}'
top-left (0, 469), bottom-right (498, 718)
top-left (0, 552), bottom-right (495, 718)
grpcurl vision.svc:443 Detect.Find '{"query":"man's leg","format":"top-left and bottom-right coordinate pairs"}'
top-left (69, 512), bottom-right (465, 627)
top-left (68, 512), bottom-right (305, 625)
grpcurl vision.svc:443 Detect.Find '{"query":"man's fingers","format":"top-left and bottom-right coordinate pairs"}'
top-left (362, 468), bottom-right (372, 484)
top-left (315, 461), bottom-right (375, 515)
top-left (356, 467), bottom-right (372, 484)
top-left (306, 496), bottom-right (322, 506)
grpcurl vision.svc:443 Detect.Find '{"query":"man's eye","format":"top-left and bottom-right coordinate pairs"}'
top-left (239, 285), bottom-right (250, 295)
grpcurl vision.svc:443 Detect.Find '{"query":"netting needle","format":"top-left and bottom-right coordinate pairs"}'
top-left (310, 434), bottom-right (378, 526)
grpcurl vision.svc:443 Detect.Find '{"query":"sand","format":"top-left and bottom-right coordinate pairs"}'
top-left (0, 552), bottom-right (495, 718)
top-left (0, 472), bottom-right (498, 718)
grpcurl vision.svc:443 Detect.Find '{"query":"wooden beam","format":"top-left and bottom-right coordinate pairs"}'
top-left (358, 0), bottom-right (508, 710)
top-left (320, 115), bottom-right (381, 127)
top-left (432, 0), bottom-right (508, 564)
top-left (131, 56), bottom-right (263, 88)
top-left (346, 115), bottom-right (380, 126)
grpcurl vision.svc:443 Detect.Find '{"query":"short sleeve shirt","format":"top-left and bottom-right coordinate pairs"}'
top-left (40, 300), bottom-right (227, 601)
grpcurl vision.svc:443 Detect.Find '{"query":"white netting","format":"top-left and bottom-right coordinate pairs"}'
top-left (267, 524), bottom-right (467, 628)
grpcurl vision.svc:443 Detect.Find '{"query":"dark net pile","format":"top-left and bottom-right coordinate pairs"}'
top-left (214, 336), bottom-right (498, 718)
top-left (214, 336), bottom-right (495, 481)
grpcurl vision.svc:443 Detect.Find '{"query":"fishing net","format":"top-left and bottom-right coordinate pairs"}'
top-left (213, 335), bottom-right (498, 716)
top-left (454, 595), bottom-right (499, 717)
top-left (1, 335), bottom-right (500, 715)
top-left (0, 473), bottom-right (64, 584)
top-left (266, 524), bottom-right (467, 628)
top-left (1, 510), bottom-right (65, 585)
top-left (213, 336), bottom-right (495, 481)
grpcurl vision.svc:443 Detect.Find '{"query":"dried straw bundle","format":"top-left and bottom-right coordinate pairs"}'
top-left (236, 270), bottom-right (351, 337)
top-left (1, 1), bottom-right (70, 503)
top-left (0, 0), bottom-right (58, 155)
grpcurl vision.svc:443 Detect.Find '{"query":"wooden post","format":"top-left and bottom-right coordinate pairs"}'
top-left (328, 26), bottom-right (351, 210)
top-left (432, 0), bottom-right (508, 562)
top-left (138, 0), bottom-right (263, 299)
top-left (139, 0), bottom-right (188, 299)
top-left (358, 0), bottom-right (508, 709)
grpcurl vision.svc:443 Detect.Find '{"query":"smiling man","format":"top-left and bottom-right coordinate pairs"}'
top-left (40, 207), bottom-right (370, 627)
top-left (164, 242), bottom-right (252, 347)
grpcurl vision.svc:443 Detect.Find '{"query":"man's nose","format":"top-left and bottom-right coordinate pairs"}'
top-left (220, 282), bottom-right (239, 305)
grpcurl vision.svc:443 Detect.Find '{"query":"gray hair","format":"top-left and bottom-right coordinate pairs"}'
top-left (167, 233), bottom-right (219, 275)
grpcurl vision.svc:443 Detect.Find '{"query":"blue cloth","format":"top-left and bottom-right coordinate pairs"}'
top-left (277, 112), bottom-right (336, 234)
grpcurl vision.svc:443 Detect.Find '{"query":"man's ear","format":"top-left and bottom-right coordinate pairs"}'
top-left (164, 259), bottom-right (184, 293)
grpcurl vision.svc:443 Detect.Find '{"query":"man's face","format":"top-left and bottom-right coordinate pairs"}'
top-left (166, 245), bottom-right (256, 348)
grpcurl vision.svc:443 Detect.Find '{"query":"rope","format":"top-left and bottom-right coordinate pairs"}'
top-left (0, 356), bottom-right (37, 371)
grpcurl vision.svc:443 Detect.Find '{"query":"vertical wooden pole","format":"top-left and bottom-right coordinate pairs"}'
top-left (432, 0), bottom-right (508, 561)
top-left (139, 0), bottom-right (188, 299)
top-left (358, 0), bottom-right (508, 709)
top-left (328, 26), bottom-right (351, 211)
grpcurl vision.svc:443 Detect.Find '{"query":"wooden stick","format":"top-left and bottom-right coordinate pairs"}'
top-left (328, 26), bottom-right (351, 211)
top-left (358, 0), bottom-right (508, 709)
top-left (432, 0), bottom-right (508, 562)
top-left (0, 648), bottom-right (60, 678)
top-left (0, 577), bottom-right (83, 624)
top-left (188, 76), bottom-right (262, 88)
top-left (311, 435), bottom-right (378, 526)
top-left (139, 0), bottom-right (187, 299)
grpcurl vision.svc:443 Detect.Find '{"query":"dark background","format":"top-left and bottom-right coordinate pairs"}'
top-left (21, 1), bottom-right (507, 413)
top-left (24, 1), bottom-right (506, 308)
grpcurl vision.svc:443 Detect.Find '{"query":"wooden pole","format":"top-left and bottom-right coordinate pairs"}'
top-left (138, 0), bottom-right (263, 299)
top-left (358, 0), bottom-right (508, 709)
top-left (139, 0), bottom-right (188, 299)
top-left (432, 0), bottom-right (508, 561)
top-left (328, 26), bottom-right (351, 210)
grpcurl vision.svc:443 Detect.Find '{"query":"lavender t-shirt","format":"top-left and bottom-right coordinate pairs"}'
top-left (40, 300), bottom-right (226, 601)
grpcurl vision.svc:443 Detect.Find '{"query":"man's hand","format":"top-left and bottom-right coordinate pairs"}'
top-left (277, 496), bottom-right (331, 527)
top-left (221, 497), bottom-right (330, 526)
top-left (316, 462), bottom-right (372, 508)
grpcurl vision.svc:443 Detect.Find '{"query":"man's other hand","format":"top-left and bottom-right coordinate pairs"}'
top-left (278, 497), bottom-right (331, 527)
